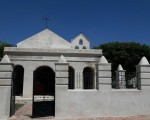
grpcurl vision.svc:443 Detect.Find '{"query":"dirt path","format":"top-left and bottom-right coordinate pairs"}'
top-left (9, 103), bottom-right (150, 120)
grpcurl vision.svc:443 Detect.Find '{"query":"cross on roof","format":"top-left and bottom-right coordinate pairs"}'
top-left (43, 16), bottom-right (50, 28)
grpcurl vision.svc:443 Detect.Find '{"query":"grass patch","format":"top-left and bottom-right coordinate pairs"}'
top-left (15, 104), bottom-right (24, 111)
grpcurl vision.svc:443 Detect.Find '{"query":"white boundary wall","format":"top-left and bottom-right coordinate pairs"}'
top-left (55, 58), bottom-right (150, 118)
top-left (0, 50), bottom-right (150, 119)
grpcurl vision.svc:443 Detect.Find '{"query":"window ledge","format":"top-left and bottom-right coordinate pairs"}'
top-left (68, 89), bottom-right (97, 92)
top-left (112, 89), bottom-right (141, 92)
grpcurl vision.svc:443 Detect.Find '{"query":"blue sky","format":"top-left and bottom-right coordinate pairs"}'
top-left (0, 0), bottom-right (150, 47)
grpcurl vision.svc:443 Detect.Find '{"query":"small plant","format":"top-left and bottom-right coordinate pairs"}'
top-left (15, 104), bottom-right (24, 111)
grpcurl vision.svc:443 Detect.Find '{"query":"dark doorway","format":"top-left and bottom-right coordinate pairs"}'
top-left (83, 67), bottom-right (94, 89)
top-left (13, 65), bottom-right (24, 96)
top-left (32, 66), bottom-right (55, 117)
top-left (10, 77), bottom-right (15, 117)
top-left (10, 65), bottom-right (24, 117)
top-left (68, 66), bottom-right (75, 89)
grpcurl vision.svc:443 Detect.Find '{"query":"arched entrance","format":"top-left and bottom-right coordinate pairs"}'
top-left (10, 65), bottom-right (24, 117)
top-left (32, 66), bottom-right (55, 117)
top-left (83, 67), bottom-right (94, 89)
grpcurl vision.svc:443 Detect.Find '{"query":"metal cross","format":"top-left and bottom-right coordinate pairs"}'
top-left (43, 16), bottom-right (50, 28)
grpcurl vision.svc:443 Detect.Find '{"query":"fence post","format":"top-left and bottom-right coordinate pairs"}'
top-left (115, 64), bottom-right (126, 89)
top-left (136, 56), bottom-right (150, 90)
top-left (96, 56), bottom-right (111, 91)
top-left (0, 55), bottom-right (13, 119)
top-left (55, 55), bottom-right (69, 117)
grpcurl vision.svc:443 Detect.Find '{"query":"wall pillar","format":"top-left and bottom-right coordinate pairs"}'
top-left (55, 55), bottom-right (69, 117)
top-left (115, 64), bottom-right (126, 89)
top-left (0, 55), bottom-right (13, 119)
top-left (96, 56), bottom-right (111, 91)
top-left (136, 56), bottom-right (150, 90)
top-left (55, 62), bottom-right (69, 87)
top-left (23, 65), bottom-right (34, 98)
top-left (75, 71), bottom-right (83, 89)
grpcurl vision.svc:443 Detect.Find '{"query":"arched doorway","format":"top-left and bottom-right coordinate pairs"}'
top-left (10, 65), bottom-right (24, 117)
top-left (13, 65), bottom-right (24, 96)
top-left (33, 66), bottom-right (55, 95)
top-left (83, 67), bottom-right (94, 89)
top-left (68, 66), bottom-right (75, 89)
top-left (32, 66), bottom-right (55, 117)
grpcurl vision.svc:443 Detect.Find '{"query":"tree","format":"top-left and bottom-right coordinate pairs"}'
top-left (94, 42), bottom-right (150, 73)
top-left (0, 41), bottom-right (14, 59)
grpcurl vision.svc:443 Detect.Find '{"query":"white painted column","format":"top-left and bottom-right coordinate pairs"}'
top-left (74, 64), bottom-right (83, 89)
top-left (115, 64), bottom-right (126, 89)
top-left (55, 55), bottom-right (69, 117)
top-left (0, 55), bottom-right (13, 120)
top-left (55, 63), bottom-right (69, 86)
top-left (23, 65), bottom-right (34, 98)
top-left (75, 70), bottom-right (83, 89)
top-left (96, 56), bottom-right (112, 91)
top-left (136, 56), bottom-right (150, 90)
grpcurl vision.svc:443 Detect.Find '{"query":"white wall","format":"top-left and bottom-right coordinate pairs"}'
top-left (55, 62), bottom-right (150, 118)
top-left (0, 86), bottom-right (11, 120)
top-left (55, 88), bottom-right (150, 118)
top-left (10, 50), bottom-right (100, 98)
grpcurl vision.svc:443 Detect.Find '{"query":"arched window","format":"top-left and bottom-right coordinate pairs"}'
top-left (68, 66), bottom-right (75, 89)
top-left (13, 65), bottom-right (24, 96)
top-left (79, 39), bottom-right (83, 45)
top-left (83, 46), bottom-right (86, 49)
top-left (75, 46), bottom-right (79, 49)
top-left (83, 67), bottom-right (94, 89)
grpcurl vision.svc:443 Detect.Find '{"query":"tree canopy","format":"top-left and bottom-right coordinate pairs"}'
top-left (0, 41), bottom-right (13, 59)
top-left (94, 42), bottom-right (150, 73)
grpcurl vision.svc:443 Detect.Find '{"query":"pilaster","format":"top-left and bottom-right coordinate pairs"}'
top-left (136, 56), bottom-right (150, 90)
top-left (96, 56), bottom-right (111, 91)
top-left (115, 64), bottom-right (126, 89)
top-left (55, 55), bottom-right (69, 117)
top-left (22, 65), bottom-right (34, 98)
top-left (55, 63), bottom-right (69, 86)
top-left (0, 55), bottom-right (13, 119)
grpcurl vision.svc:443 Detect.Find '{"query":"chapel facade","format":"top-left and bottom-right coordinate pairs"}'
top-left (1, 29), bottom-right (150, 119)
top-left (6, 29), bottom-right (102, 98)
